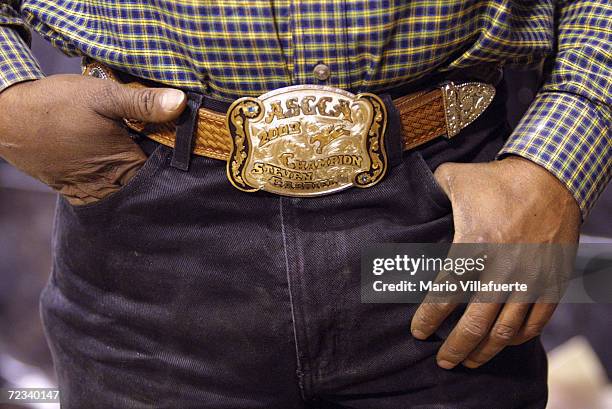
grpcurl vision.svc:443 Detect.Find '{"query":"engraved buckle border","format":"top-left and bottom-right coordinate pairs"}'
top-left (441, 81), bottom-right (496, 138)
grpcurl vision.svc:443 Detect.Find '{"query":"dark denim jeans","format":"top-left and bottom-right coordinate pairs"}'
top-left (41, 89), bottom-right (547, 409)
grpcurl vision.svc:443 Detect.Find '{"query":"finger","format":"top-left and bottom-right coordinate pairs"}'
top-left (411, 300), bottom-right (458, 340)
top-left (90, 80), bottom-right (187, 123)
top-left (436, 302), bottom-right (501, 369)
top-left (463, 301), bottom-right (531, 368)
top-left (510, 301), bottom-right (557, 345)
top-left (411, 238), bottom-right (473, 340)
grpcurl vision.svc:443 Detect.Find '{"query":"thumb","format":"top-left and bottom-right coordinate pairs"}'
top-left (433, 162), bottom-right (453, 199)
top-left (94, 82), bottom-right (187, 123)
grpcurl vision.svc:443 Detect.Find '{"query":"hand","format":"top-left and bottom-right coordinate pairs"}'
top-left (0, 74), bottom-right (186, 205)
top-left (410, 156), bottom-right (581, 369)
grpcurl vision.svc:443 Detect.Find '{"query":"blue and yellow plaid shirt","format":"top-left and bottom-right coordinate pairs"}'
top-left (0, 0), bottom-right (610, 217)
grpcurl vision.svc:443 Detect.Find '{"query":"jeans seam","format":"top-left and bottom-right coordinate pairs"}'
top-left (280, 196), bottom-right (308, 401)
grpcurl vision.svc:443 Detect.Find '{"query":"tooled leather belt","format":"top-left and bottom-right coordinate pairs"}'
top-left (83, 62), bottom-right (496, 197)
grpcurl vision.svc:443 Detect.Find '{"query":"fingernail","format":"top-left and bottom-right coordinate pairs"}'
top-left (437, 360), bottom-right (456, 370)
top-left (411, 329), bottom-right (428, 339)
top-left (160, 89), bottom-right (185, 111)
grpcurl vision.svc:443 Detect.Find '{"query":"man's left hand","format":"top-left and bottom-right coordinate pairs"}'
top-left (410, 156), bottom-right (581, 369)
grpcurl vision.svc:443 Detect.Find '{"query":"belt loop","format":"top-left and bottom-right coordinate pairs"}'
top-left (379, 93), bottom-right (403, 167)
top-left (171, 91), bottom-right (204, 171)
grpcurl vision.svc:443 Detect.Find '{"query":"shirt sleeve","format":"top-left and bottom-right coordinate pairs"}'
top-left (498, 0), bottom-right (611, 219)
top-left (0, 1), bottom-right (44, 92)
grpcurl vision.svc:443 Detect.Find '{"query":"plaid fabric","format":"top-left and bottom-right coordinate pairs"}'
top-left (0, 1), bottom-right (610, 217)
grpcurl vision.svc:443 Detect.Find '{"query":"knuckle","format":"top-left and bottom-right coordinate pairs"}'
top-left (473, 235), bottom-right (489, 244)
top-left (434, 163), bottom-right (450, 181)
top-left (427, 302), bottom-right (449, 316)
top-left (441, 344), bottom-right (464, 361)
top-left (473, 232), bottom-right (500, 243)
top-left (463, 228), bottom-right (507, 243)
top-left (416, 303), bottom-right (446, 326)
top-left (459, 232), bottom-right (495, 244)
top-left (436, 162), bottom-right (450, 174)
top-left (85, 82), bottom-right (121, 116)
top-left (490, 323), bottom-right (517, 343)
top-left (460, 315), bottom-right (489, 339)
top-left (95, 83), bottom-right (118, 107)
top-left (135, 89), bottom-right (157, 117)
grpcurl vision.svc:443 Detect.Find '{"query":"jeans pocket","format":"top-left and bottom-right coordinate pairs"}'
top-left (410, 151), bottom-right (452, 211)
top-left (68, 142), bottom-right (169, 214)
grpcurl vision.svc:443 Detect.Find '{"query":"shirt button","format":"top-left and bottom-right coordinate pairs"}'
top-left (313, 64), bottom-right (331, 81)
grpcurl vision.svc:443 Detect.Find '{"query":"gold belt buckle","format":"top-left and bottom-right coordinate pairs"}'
top-left (225, 85), bottom-right (388, 197)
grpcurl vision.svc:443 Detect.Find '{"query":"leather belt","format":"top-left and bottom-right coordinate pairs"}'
top-left (83, 62), bottom-right (496, 197)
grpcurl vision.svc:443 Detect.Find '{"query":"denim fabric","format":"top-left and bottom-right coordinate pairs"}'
top-left (40, 85), bottom-right (547, 409)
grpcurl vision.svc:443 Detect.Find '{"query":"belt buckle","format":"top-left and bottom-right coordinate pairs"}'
top-left (225, 85), bottom-right (388, 197)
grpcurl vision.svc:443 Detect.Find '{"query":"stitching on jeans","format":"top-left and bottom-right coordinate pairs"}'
top-left (279, 197), bottom-right (307, 400)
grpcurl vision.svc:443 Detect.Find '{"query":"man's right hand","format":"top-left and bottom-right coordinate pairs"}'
top-left (0, 74), bottom-right (186, 205)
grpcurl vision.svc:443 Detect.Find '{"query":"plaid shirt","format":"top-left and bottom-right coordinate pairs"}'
top-left (0, 1), bottom-right (609, 217)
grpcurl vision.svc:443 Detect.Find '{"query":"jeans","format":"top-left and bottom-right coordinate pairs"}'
top-left (41, 83), bottom-right (548, 409)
